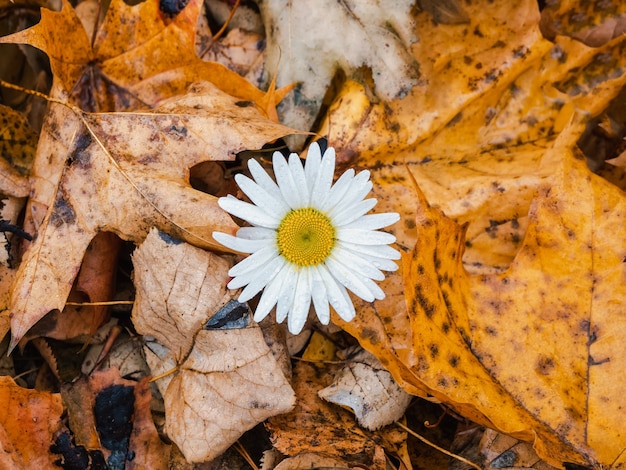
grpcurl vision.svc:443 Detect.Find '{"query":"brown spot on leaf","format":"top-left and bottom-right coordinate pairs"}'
top-left (50, 197), bottom-right (76, 227)
top-left (360, 327), bottom-right (380, 345)
top-left (536, 355), bottom-right (555, 376)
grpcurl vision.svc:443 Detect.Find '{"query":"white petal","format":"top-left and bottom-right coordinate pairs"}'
top-left (304, 142), bottom-right (322, 191)
top-left (320, 169), bottom-right (354, 211)
top-left (213, 232), bottom-right (269, 253)
top-left (331, 247), bottom-right (385, 281)
top-left (318, 266), bottom-right (355, 322)
top-left (276, 265), bottom-right (298, 323)
top-left (218, 196), bottom-right (280, 228)
top-left (253, 265), bottom-right (290, 323)
top-left (310, 146), bottom-right (336, 206)
top-left (337, 228), bottom-right (396, 245)
top-left (327, 170), bottom-right (372, 217)
top-left (325, 257), bottom-right (375, 302)
top-left (273, 152), bottom-right (301, 209)
top-left (310, 266), bottom-right (330, 325)
top-left (343, 212), bottom-right (400, 231)
top-left (229, 245), bottom-right (278, 277)
top-left (340, 244), bottom-right (399, 272)
top-left (331, 198), bottom-right (377, 226)
top-left (248, 158), bottom-right (284, 202)
top-left (288, 269), bottom-right (312, 334)
top-left (288, 153), bottom-right (309, 208)
top-left (236, 255), bottom-right (284, 301)
top-left (339, 240), bottom-right (401, 261)
top-left (236, 226), bottom-right (276, 240)
top-left (234, 173), bottom-right (289, 219)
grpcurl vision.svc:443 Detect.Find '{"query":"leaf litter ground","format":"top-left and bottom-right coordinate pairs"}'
top-left (1, 0), bottom-right (626, 469)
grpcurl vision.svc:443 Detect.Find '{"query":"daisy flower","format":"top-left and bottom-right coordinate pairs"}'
top-left (212, 142), bottom-right (400, 335)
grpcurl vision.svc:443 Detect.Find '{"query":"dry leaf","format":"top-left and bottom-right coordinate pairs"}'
top-left (318, 348), bottom-right (412, 431)
top-left (132, 228), bottom-right (233, 360)
top-left (0, 0), bottom-right (271, 111)
top-left (0, 376), bottom-right (64, 468)
top-left (348, 149), bottom-right (626, 468)
top-left (480, 428), bottom-right (559, 470)
top-left (8, 81), bottom-right (293, 345)
top-left (128, 377), bottom-right (171, 470)
top-left (61, 368), bottom-right (168, 467)
top-left (328, 7), bottom-right (626, 434)
top-left (267, 361), bottom-right (406, 470)
top-left (134, 229), bottom-right (295, 463)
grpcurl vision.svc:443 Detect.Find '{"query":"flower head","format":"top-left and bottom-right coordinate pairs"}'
top-left (212, 142), bottom-right (400, 334)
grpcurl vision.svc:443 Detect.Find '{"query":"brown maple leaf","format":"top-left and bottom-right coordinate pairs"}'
top-left (7, 82), bottom-right (293, 347)
top-left (0, 0), bottom-right (274, 112)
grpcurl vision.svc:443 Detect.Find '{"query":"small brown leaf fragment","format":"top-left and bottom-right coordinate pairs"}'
top-left (268, 361), bottom-right (406, 469)
top-left (318, 348), bottom-right (413, 431)
top-left (128, 377), bottom-right (171, 470)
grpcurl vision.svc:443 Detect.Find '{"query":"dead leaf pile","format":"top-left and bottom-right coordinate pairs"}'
top-left (1, 0), bottom-right (626, 468)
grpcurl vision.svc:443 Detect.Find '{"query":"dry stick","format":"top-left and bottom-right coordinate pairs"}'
top-left (395, 421), bottom-right (482, 470)
top-left (149, 365), bottom-right (180, 383)
top-left (233, 441), bottom-right (258, 470)
top-left (65, 300), bottom-right (134, 306)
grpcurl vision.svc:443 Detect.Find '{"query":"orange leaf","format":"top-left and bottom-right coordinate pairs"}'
top-left (0, 0), bottom-right (273, 111)
top-left (0, 376), bottom-right (64, 468)
top-left (344, 150), bottom-right (626, 469)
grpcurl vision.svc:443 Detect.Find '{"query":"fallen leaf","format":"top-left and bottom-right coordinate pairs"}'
top-left (267, 360), bottom-right (406, 469)
top-left (318, 348), bottom-right (412, 431)
top-left (258, 0), bottom-right (419, 137)
top-left (128, 377), bottom-right (171, 470)
top-left (0, 376), bottom-right (64, 468)
top-left (0, 0), bottom-right (271, 111)
top-left (329, 4), bottom-right (626, 414)
top-left (354, 149), bottom-right (626, 468)
top-left (480, 428), bottom-right (559, 470)
top-left (8, 81), bottom-right (293, 345)
top-left (61, 368), bottom-right (169, 468)
top-left (134, 229), bottom-right (296, 463)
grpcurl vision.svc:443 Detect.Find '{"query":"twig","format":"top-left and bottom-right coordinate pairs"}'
top-left (65, 300), bottom-right (134, 306)
top-left (395, 420), bottom-right (482, 470)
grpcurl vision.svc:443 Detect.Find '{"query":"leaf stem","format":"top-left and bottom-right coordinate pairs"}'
top-left (0, 79), bottom-right (81, 114)
top-left (395, 421), bottom-right (482, 470)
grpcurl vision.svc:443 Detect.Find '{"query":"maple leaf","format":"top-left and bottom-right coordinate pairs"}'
top-left (321, 0), bottom-right (626, 270)
top-left (0, 0), bottom-right (271, 111)
top-left (341, 149), bottom-right (626, 469)
top-left (7, 82), bottom-right (294, 346)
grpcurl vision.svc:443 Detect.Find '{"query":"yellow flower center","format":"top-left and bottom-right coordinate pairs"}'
top-left (276, 208), bottom-right (335, 267)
